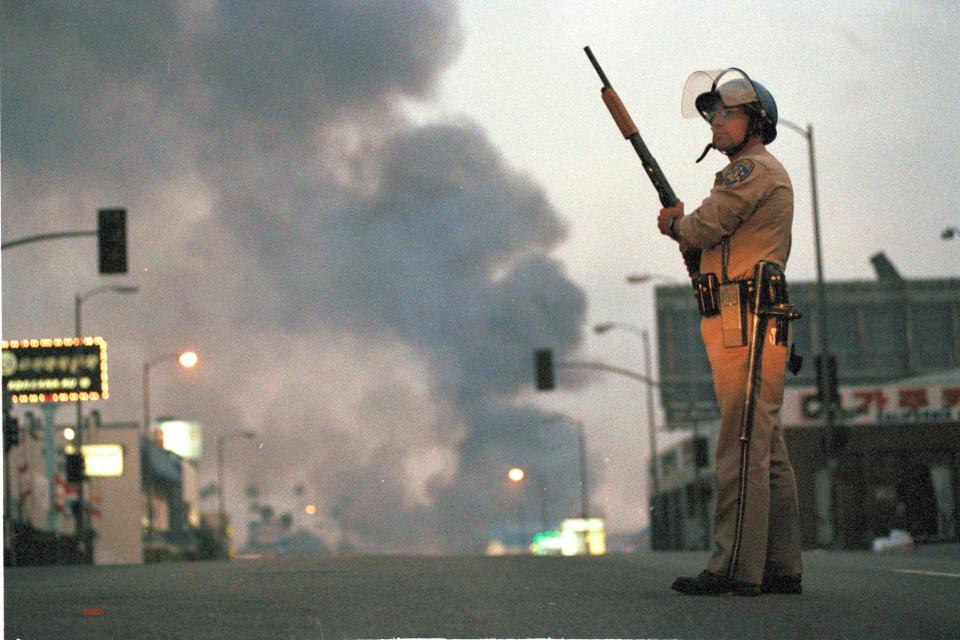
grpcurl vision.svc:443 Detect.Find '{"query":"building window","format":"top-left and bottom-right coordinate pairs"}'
top-left (828, 305), bottom-right (862, 370)
top-left (911, 303), bottom-right (954, 370)
top-left (861, 303), bottom-right (907, 374)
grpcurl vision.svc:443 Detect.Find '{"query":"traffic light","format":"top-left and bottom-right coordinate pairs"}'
top-left (815, 354), bottom-right (839, 403)
top-left (3, 394), bottom-right (18, 451)
top-left (4, 414), bottom-right (19, 451)
top-left (98, 208), bottom-right (127, 274)
top-left (534, 349), bottom-right (555, 391)
top-left (65, 452), bottom-right (85, 483)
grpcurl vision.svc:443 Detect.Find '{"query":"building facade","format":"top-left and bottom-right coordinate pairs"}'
top-left (652, 271), bottom-right (960, 550)
top-left (4, 410), bottom-right (205, 565)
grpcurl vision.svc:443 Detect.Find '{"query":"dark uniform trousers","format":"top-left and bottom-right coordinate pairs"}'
top-left (701, 310), bottom-right (803, 586)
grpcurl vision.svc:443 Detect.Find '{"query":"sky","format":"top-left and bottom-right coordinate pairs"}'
top-left (2, 1), bottom-right (959, 554)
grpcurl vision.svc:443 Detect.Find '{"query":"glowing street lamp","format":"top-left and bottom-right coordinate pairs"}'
top-left (178, 351), bottom-right (199, 368)
top-left (507, 466), bottom-right (549, 534)
top-left (143, 351), bottom-right (198, 436)
top-left (142, 350), bottom-right (199, 546)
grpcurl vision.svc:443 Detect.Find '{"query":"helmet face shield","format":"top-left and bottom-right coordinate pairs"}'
top-left (681, 68), bottom-right (761, 120)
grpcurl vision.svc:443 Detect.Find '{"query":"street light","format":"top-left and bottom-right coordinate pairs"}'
top-left (508, 467), bottom-right (548, 534)
top-left (143, 351), bottom-right (199, 437)
top-left (592, 322), bottom-right (664, 536)
top-left (624, 273), bottom-right (681, 285)
top-left (594, 320), bottom-right (711, 550)
top-left (142, 350), bottom-right (198, 544)
top-left (781, 117), bottom-right (841, 545)
top-left (217, 429), bottom-right (256, 556)
top-left (73, 284), bottom-right (138, 558)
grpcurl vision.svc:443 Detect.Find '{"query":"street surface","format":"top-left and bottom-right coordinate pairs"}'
top-left (4, 546), bottom-right (959, 639)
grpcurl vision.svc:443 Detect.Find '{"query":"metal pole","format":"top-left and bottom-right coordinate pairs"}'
top-left (577, 422), bottom-right (588, 519)
top-left (41, 404), bottom-right (60, 557)
top-left (782, 119), bottom-right (837, 546)
top-left (3, 406), bottom-right (16, 566)
top-left (806, 124), bottom-right (839, 545)
top-left (537, 472), bottom-right (547, 532)
top-left (641, 331), bottom-right (660, 501)
top-left (215, 431), bottom-right (254, 556)
top-left (73, 294), bottom-right (88, 561)
top-left (641, 329), bottom-right (664, 551)
top-left (74, 285), bottom-right (136, 562)
top-left (142, 362), bottom-right (154, 548)
top-left (1, 230), bottom-right (96, 251)
top-left (217, 436), bottom-right (225, 534)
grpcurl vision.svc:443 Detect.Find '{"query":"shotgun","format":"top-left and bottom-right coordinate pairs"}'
top-left (584, 46), bottom-right (700, 280)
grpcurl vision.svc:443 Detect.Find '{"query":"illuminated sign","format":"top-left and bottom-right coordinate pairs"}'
top-left (2, 338), bottom-right (109, 403)
top-left (531, 530), bottom-right (565, 556)
top-left (82, 444), bottom-right (124, 477)
top-left (155, 419), bottom-right (203, 460)
top-left (560, 518), bottom-right (606, 556)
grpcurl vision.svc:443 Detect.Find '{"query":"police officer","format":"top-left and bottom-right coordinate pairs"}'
top-left (657, 69), bottom-right (802, 596)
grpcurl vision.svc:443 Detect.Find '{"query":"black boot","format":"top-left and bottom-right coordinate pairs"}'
top-left (761, 573), bottom-right (802, 594)
top-left (671, 570), bottom-right (761, 596)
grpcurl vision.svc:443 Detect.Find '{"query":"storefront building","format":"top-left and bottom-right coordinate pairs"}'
top-left (652, 265), bottom-right (960, 549)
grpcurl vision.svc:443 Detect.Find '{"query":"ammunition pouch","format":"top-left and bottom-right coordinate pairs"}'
top-left (694, 273), bottom-right (720, 317)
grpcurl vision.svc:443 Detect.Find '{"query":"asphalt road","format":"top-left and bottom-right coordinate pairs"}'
top-left (4, 546), bottom-right (959, 639)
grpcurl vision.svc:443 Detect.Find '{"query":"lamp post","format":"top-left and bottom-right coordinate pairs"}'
top-left (594, 320), bottom-right (713, 550)
top-left (781, 118), bottom-right (840, 545)
top-left (73, 284), bottom-right (138, 558)
top-left (593, 322), bottom-right (660, 502)
top-left (217, 430), bottom-right (256, 556)
top-left (142, 350), bottom-right (198, 545)
top-left (507, 467), bottom-right (548, 534)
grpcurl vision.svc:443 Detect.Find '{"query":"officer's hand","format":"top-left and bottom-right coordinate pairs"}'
top-left (657, 201), bottom-right (684, 238)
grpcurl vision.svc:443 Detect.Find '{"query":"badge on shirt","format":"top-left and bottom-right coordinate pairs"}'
top-left (722, 159), bottom-right (755, 187)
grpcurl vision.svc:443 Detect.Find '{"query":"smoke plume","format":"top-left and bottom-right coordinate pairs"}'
top-left (2, 1), bottom-right (589, 553)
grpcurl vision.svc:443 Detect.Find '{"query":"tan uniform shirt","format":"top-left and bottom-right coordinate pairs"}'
top-left (675, 142), bottom-right (793, 280)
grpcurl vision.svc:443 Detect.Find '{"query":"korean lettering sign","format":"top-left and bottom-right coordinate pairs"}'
top-left (783, 382), bottom-right (960, 428)
top-left (2, 338), bottom-right (109, 403)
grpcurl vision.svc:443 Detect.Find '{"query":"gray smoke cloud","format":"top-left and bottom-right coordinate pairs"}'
top-left (2, 1), bottom-right (589, 553)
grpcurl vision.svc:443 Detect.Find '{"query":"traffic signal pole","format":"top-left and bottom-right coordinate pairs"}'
top-left (2, 208), bottom-right (128, 275)
top-left (3, 393), bottom-right (18, 566)
top-left (1, 230), bottom-right (97, 250)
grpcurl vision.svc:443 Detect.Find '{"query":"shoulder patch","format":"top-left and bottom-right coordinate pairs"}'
top-left (721, 159), bottom-right (756, 187)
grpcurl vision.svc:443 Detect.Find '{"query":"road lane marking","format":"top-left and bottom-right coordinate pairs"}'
top-left (894, 569), bottom-right (960, 578)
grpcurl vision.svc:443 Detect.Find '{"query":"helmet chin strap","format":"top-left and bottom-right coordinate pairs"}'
top-left (696, 118), bottom-right (760, 163)
top-left (696, 136), bottom-right (749, 163)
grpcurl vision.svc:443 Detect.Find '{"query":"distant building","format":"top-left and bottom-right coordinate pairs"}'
top-left (5, 412), bottom-right (204, 565)
top-left (652, 267), bottom-right (960, 550)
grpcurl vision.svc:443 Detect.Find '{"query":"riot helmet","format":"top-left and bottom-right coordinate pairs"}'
top-left (681, 68), bottom-right (778, 160)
